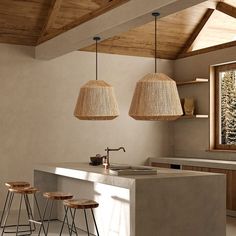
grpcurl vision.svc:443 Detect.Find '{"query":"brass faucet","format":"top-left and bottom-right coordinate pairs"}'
top-left (103, 147), bottom-right (126, 169)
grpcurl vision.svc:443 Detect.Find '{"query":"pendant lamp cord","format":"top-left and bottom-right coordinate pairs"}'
top-left (96, 38), bottom-right (98, 81)
top-left (93, 36), bottom-right (101, 81)
top-left (154, 14), bottom-right (157, 73)
top-left (152, 12), bottom-right (160, 73)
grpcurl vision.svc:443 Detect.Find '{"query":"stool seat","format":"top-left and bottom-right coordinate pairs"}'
top-left (43, 192), bottom-right (73, 200)
top-left (9, 187), bottom-right (38, 194)
top-left (5, 181), bottom-right (30, 188)
top-left (1, 185), bottom-right (43, 236)
top-left (64, 199), bottom-right (99, 209)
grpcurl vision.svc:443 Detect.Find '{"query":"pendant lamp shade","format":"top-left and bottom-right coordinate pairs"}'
top-left (129, 12), bottom-right (183, 121)
top-left (74, 80), bottom-right (119, 120)
top-left (74, 36), bottom-right (119, 120)
top-left (129, 73), bottom-right (183, 121)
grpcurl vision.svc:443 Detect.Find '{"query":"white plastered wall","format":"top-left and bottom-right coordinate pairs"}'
top-left (0, 43), bottom-right (174, 209)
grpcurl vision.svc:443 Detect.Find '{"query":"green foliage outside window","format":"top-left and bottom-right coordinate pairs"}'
top-left (220, 70), bottom-right (236, 145)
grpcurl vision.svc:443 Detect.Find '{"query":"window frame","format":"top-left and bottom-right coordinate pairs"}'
top-left (214, 62), bottom-right (236, 150)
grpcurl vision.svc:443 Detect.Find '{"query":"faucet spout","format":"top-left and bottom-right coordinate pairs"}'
top-left (105, 147), bottom-right (126, 152)
top-left (103, 146), bottom-right (126, 169)
top-left (118, 147), bottom-right (126, 152)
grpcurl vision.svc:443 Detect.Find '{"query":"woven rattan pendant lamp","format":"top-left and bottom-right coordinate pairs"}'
top-left (129, 13), bottom-right (183, 121)
top-left (74, 37), bottom-right (119, 120)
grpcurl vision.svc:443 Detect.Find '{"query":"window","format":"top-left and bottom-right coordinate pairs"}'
top-left (214, 62), bottom-right (236, 150)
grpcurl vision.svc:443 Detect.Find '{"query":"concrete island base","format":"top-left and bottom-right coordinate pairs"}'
top-left (34, 163), bottom-right (226, 236)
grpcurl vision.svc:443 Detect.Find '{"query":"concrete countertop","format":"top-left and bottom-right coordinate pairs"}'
top-left (35, 162), bottom-right (221, 189)
top-left (148, 157), bottom-right (236, 170)
top-left (34, 162), bottom-right (226, 236)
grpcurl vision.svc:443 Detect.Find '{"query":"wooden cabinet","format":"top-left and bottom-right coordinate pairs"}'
top-left (182, 165), bottom-right (236, 211)
top-left (151, 162), bottom-right (171, 168)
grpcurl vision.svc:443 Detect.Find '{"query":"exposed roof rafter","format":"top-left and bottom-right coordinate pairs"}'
top-left (38, 0), bottom-right (129, 45)
top-left (216, 2), bottom-right (236, 19)
top-left (92, 0), bottom-right (113, 6)
top-left (177, 40), bottom-right (236, 59)
top-left (177, 8), bottom-right (214, 58)
top-left (36, 0), bottom-right (207, 60)
top-left (37, 0), bottom-right (63, 45)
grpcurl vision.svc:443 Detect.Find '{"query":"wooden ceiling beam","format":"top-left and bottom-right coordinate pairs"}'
top-left (216, 2), bottom-right (236, 19)
top-left (37, 0), bottom-right (62, 45)
top-left (92, 0), bottom-right (112, 6)
top-left (177, 8), bottom-right (214, 57)
top-left (38, 0), bottom-right (129, 44)
top-left (35, 0), bottom-right (207, 60)
top-left (177, 40), bottom-right (236, 59)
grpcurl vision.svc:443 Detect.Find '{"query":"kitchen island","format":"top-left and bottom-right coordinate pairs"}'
top-left (34, 162), bottom-right (226, 236)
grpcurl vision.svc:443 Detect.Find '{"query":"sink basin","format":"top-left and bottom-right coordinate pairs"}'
top-left (109, 165), bottom-right (157, 176)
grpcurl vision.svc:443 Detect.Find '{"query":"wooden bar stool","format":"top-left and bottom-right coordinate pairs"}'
top-left (0, 182), bottom-right (30, 231)
top-left (38, 192), bottom-right (73, 236)
top-left (0, 181), bottom-right (30, 228)
top-left (1, 187), bottom-right (44, 236)
top-left (60, 199), bottom-right (99, 236)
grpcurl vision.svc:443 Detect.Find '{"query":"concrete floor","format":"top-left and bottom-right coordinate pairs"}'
top-left (0, 208), bottom-right (95, 235)
top-left (1, 216), bottom-right (236, 235)
top-left (227, 216), bottom-right (236, 236)
top-left (0, 220), bottom-right (89, 235)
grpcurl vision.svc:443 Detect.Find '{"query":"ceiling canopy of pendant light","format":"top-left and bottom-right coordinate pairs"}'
top-left (129, 13), bottom-right (183, 121)
top-left (74, 37), bottom-right (119, 120)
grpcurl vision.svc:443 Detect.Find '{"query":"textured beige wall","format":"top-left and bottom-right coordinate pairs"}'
top-left (0, 44), bottom-right (174, 207)
top-left (174, 46), bottom-right (236, 160)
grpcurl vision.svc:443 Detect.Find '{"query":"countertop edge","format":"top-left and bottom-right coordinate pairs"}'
top-left (148, 157), bottom-right (236, 170)
top-left (34, 164), bottom-right (135, 189)
top-left (34, 162), bottom-right (225, 189)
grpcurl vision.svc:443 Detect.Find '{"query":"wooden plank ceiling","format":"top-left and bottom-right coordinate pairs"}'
top-left (0, 0), bottom-right (235, 59)
top-left (0, 0), bottom-right (128, 46)
top-left (82, 0), bottom-right (236, 59)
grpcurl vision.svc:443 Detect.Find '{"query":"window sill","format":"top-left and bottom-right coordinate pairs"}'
top-left (206, 149), bottom-right (236, 153)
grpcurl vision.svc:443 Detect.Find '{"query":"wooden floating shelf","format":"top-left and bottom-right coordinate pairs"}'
top-left (178, 115), bottom-right (209, 119)
top-left (177, 78), bottom-right (208, 86)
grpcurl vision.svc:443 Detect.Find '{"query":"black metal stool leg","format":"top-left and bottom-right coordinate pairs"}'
top-left (26, 194), bottom-right (36, 231)
top-left (84, 209), bottom-right (90, 236)
top-left (0, 191), bottom-right (10, 228)
top-left (1, 192), bottom-right (43, 236)
top-left (69, 208), bottom-right (78, 236)
top-left (1, 192), bottom-right (14, 236)
top-left (59, 206), bottom-right (69, 236)
top-left (38, 198), bottom-right (49, 236)
top-left (45, 200), bottom-right (54, 236)
top-left (24, 194), bottom-right (33, 234)
top-left (16, 194), bottom-right (23, 236)
top-left (91, 208), bottom-right (99, 236)
top-left (27, 194), bottom-right (41, 233)
top-left (65, 206), bottom-right (71, 234)
top-left (33, 194), bottom-right (46, 235)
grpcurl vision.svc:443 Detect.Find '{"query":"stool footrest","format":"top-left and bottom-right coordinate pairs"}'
top-left (28, 219), bottom-right (42, 225)
top-left (0, 224), bottom-right (36, 234)
top-left (0, 224), bottom-right (32, 228)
